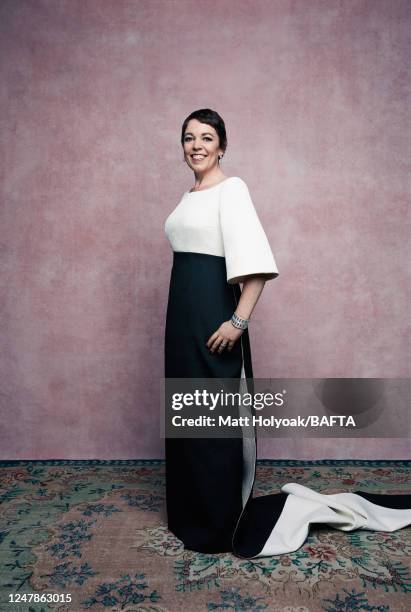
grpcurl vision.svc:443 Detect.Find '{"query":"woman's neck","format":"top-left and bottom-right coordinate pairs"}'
top-left (190, 171), bottom-right (227, 192)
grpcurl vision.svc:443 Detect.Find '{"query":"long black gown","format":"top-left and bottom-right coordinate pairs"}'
top-left (163, 177), bottom-right (411, 558)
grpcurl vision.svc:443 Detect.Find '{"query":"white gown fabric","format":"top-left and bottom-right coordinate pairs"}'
top-left (263, 483), bottom-right (411, 556)
top-left (165, 176), bottom-right (279, 284)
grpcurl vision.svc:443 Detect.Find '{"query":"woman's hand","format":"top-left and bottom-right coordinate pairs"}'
top-left (206, 321), bottom-right (244, 354)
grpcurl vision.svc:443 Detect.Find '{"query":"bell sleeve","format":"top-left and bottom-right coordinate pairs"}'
top-left (219, 177), bottom-right (279, 284)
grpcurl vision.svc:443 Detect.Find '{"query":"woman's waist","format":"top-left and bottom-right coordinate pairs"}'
top-left (171, 250), bottom-right (227, 278)
top-left (168, 251), bottom-right (241, 305)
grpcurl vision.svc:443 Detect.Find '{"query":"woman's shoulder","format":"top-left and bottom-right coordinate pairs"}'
top-left (224, 175), bottom-right (246, 184)
top-left (221, 176), bottom-right (248, 190)
top-left (219, 176), bottom-right (256, 213)
top-left (220, 176), bottom-right (250, 196)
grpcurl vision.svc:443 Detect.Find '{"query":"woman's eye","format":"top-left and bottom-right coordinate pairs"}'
top-left (184, 137), bottom-right (212, 142)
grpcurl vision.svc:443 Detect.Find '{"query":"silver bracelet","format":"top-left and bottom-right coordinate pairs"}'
top-left (231, 312), bottom-right (250, 330)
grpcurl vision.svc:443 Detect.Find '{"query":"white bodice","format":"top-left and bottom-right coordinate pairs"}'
top-left (164, 176), bottom-right (279, 284)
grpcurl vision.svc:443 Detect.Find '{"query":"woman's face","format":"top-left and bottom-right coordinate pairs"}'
top-left (183, 119), bottom-right (223, 172)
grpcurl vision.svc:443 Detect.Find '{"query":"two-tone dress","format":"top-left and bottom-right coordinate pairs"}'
top-left (163, 176), bottom-right (411, 558)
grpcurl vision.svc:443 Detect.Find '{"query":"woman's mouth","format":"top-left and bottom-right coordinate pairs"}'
top-left (191, 154), bottom-right (207, 163)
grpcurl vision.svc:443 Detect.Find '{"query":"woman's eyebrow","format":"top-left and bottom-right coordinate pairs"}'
top-left (185, 132), bottom-right (214, 137)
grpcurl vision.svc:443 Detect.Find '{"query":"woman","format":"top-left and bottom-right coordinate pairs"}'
top-left (163, 108), bottom-right (411, 559)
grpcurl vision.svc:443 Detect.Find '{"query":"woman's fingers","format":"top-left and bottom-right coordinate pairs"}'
top-left (207, 321), bottom-right (243, 354)
top-left (209, 336), bottom-right (236, 354)
top-left (206, 331), bottom-right (219, 349)
top-left (209, 335), bottom-right (223, 353)
top-left (217, 338), bottom-right (229, 354)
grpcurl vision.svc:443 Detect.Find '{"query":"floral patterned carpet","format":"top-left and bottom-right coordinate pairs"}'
top-left (0, 459), bottom-right (410, 612)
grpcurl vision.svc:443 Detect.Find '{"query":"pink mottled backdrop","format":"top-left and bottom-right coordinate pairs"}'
top-left (1, 0), bottom-right (409, 459)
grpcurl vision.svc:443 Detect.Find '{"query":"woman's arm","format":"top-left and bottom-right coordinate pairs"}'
top-left (206, 275), bottom-right (266, 354)
top-left (234, 275), bottom-right (266, 320)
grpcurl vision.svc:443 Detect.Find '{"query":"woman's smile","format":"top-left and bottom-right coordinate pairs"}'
top-left (191, 154), bottom-right (207, 163)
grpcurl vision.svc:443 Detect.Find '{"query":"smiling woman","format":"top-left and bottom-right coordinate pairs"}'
top-left (182, 114), bottom-right (228, 191)
top-left (163, 108), bottom-right (411, 558)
